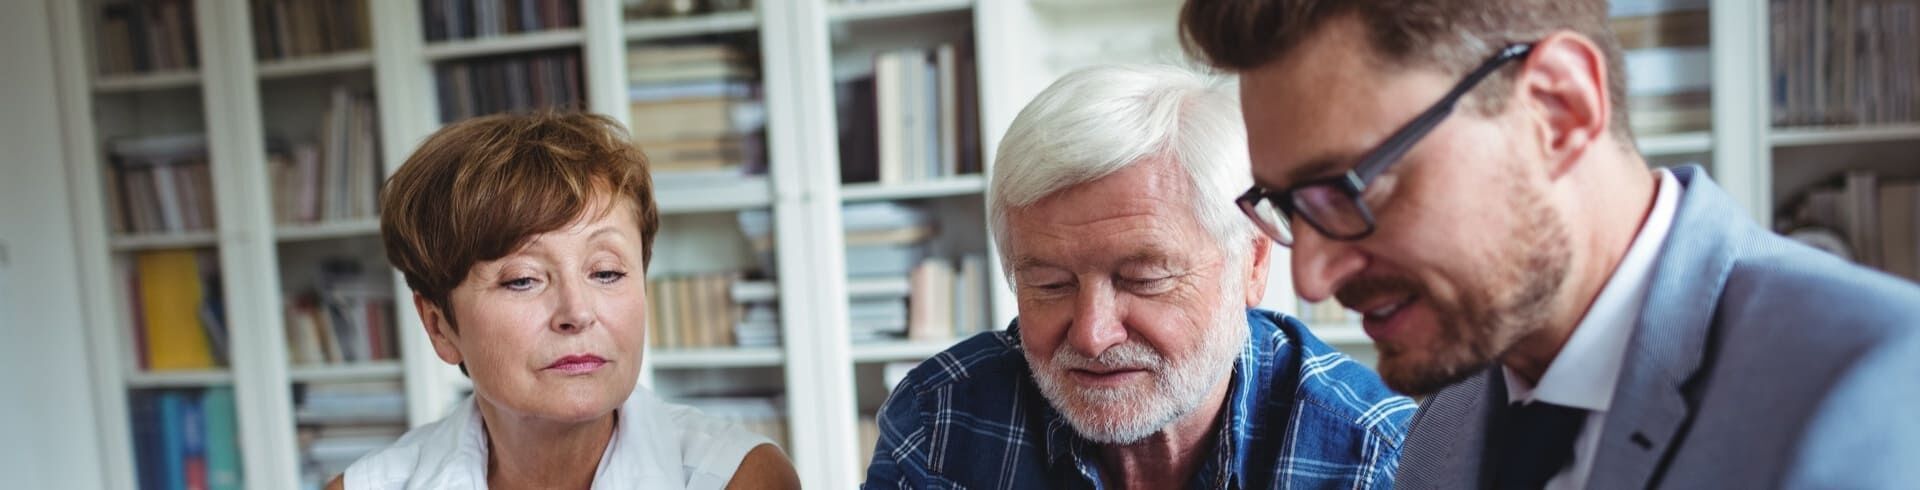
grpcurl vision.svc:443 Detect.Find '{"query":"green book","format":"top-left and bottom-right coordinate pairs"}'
top-left (200, 387), bottom-right (242, 490)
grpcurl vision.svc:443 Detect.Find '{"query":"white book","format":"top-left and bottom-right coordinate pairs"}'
top-left (936, 44), bottom-right (960, 179)
top-left (149, 163), bottom-right (183, 232)
top-left (875, 51), bottom-right (905, 184)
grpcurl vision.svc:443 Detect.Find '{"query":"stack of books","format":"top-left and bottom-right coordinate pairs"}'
top-left (105, 134), bottom-right (216, 236)
top-left (1780, 171), bottom-right (1920, 282)
top-left (843, 202), bottom-right (934, 343)
top-left (250, 0), bottom-right (370, 60)
top-left (123, 249), bottom-right (228, 371)
top-left (269, 86), bottom-right (381, 225)
top-left (627, 43), bottom-right (767, 184)
top-left (129, 388), bottom-right (242, 490)
top-left (673, 395), bottom-right (788, 450)
top-left (95, 0), bottom-right (200, 75)
top-left (295, 381), bottom-right (407, 488)
top-left (836, 42), bottom-right (980, 185)
top-left (420, 0), bottom-right (580, 42)
top-left (434, 50), bottom-right (584, 122)
top-left (731, 280), bottom-right (781, 348)
top-left (1771, 0), bottom-right (1920, 126)
top-left (1610, 0), bottom-right (1712, 135)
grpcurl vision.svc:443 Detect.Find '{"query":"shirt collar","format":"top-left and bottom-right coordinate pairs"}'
top-left (1037, 323), bottom-right (1263, 489)
top-left (1505, 168), bottom-right (1681, 411)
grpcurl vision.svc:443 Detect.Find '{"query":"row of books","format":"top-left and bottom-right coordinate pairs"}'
top-left (647, 273), bottom-right (767, 350)
top-left (837, 42), bottom-right (981, 185)
top-left (125, 250), bottom-right (229, 371)
top-left (250, 0), bottom-right (369, 61)
top-left (1771, 0), bottom-right (1920, 127)
top-left (284, 258), bottom-right (397, 365)
top-left (627, 43), bottom-right (767, 181)
top-left (294, 381), bottom-right (406, 489)
top-left (269, 87), bottom-right (382, 225)
top-left (106, 134), bottom-right (216, 235)
top-left (96, 0), bottom-right (199, 75)
top-left (421, 0), bottom-right (580, 42)
top-left (1610, 2), bottom-right (1712, 136)
top-left (434, 50), bottom-right (584, 122)
top-left (906, 255), bottom-right (992, 342)
top-left (129, 388), bottom-right (242, 490)
top-left (624, 0), bottom-right (752, 19)
top-left (1780, 171), bottom-right (1920, 282)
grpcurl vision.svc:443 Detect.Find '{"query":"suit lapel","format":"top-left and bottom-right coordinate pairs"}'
top-left (1398, 367), bottom-right (1503, 489)
top-left (1587, 166), bottom-right (1743, 489)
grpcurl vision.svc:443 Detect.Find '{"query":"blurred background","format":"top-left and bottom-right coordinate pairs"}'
top-left (0, 0), bottom-right (1914, 488)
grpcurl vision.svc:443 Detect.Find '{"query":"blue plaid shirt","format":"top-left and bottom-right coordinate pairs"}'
top-left (863, 309), bottom-right (1416, 489)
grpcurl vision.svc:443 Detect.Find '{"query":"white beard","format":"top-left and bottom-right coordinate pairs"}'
top-left (1027, 300), bottom-right (1248, 445)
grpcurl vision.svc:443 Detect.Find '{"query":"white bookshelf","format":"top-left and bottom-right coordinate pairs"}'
top-left (419, 28), bottom-right (586, 61)
top-left (623, 10), bottom-right (758, 41)
top-left (57, 0), bottom-right (1900, 489)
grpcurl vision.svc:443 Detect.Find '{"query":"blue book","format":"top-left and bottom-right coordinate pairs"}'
top-left (181, 392), bottom-right (207, 490)
top-left (157, 392), bottom-right (186, 490)
top-left (130, 392), bottom-right (165, 490)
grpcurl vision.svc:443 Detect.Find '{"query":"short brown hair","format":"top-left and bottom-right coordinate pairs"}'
top-left (380, 112), bottom-right (660, 317)
top-left (1180, 0), bottom-right (1631, 140)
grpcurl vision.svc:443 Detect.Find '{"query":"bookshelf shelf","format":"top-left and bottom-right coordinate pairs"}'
top-left (849, 340), bottom-right (954, 363)
top-left (623, 11), bottom-right (759, 41)
top-left (828, 0), bottom-right (974, 23)
top-left (1638, 131), bottom-right (1713, 157)
top-left (655, 175), bottom-right (775, 214)
top-left (840, 175), bottom-right (985, 202)
top-left (257, 51), bottom-right (376, 80)
top-left (93, 70), bottom-right (201, 93)
top-left (421, 29), bottom-right (587, 62)
top-left (1771, 124), bottom-right (1920, 148)
top-left (846, 276), bottom-right (911, 298)
top-left (651, 347), bottom-right (786, 369)
top-left (273, 218), bottom-right (382, 243)
top-left (109, 231), bottom-right (219, 252)
top-left (288, 361), bottom-right (405, 383)
top-left (126, 369), bottom-right (235, 389)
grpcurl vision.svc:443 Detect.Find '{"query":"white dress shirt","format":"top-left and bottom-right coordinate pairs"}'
top-left (1501, 168), bottom-right (1680, 490)
top-left (345, 385), bottom-right (771, 489)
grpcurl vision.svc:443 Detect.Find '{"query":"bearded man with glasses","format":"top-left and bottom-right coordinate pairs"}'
top-left (1183, 0), bottom-right (1920, 488)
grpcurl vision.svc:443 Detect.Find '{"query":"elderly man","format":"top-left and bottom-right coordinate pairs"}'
top-left (1180, 0), bottom-right (1920, 488)
top-left (862, 64), bottom-right (1415, 489)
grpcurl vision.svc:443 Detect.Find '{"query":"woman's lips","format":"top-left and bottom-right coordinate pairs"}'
top-left (544, 354), bottom-right (608, 374)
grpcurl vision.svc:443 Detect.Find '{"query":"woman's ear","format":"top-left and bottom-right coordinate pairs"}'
top-left (414, 292), bottom-right (464, 366)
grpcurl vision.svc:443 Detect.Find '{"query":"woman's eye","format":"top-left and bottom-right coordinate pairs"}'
top-left (501, 277), bottom-right (537, 291)
top-left (591, 270), bottom-right (628, 283)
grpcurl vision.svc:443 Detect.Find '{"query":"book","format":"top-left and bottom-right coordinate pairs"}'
top-left (201, 388), bottom-right (241, 490)
top-left (907, 258), bottom-right (954, 341)
top-left (137, 250), bottom-right (218, 371)
top-left (1845, 171), bottom-right (1882, 268)
top-left (1876, 181), bottom-right (1919, 281)
top-left (158, 391), bottom-right (188, 490)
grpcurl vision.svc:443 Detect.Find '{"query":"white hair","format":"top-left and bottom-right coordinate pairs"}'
top-left (988, 64), bottom-right (1255, 284)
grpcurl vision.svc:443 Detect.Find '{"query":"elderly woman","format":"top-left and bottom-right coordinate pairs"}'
top-left (329, 112), bottom-right (799, 489)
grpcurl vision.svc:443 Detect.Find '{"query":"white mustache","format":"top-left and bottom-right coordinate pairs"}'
top-left (1052, 341), bottom-right (1167, 372)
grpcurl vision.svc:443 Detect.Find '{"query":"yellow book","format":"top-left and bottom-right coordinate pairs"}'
top-left (138, 250), bottom-right (215, 370)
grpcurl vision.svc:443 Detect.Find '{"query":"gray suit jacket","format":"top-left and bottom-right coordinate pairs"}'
top-left (1396, 166), bottom-right (1920, 489)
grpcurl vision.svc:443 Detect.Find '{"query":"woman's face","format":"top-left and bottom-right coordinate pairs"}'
top-left (419, 196), bottom-right (648, 423)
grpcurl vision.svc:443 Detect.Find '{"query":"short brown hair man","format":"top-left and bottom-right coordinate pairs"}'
top-left (1182, 1), bottom-right (1920, 488)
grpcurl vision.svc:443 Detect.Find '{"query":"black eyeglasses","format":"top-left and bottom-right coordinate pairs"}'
top-left (1237, 43), bottom-right (1535, 247)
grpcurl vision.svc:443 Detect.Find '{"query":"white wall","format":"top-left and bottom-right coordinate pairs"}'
top-left (0, 0), bottom-right (106, 487)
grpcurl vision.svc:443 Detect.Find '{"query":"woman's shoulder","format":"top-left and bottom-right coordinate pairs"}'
top-left (341, 399), bottom-right (485, 490)
top-left (621, 388), bottom-right (780, 486)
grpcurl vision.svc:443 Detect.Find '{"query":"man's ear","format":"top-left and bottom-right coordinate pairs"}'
top-left (414, 292), bottom-right (464, 366)
top-left (1243, 234), bottom-right (1272, 308)
top-left (1516, 31), bottom-right (1611, 181)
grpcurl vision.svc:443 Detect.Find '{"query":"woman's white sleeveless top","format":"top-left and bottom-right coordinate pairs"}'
top-left (344, 385), bottom-right (771, 489)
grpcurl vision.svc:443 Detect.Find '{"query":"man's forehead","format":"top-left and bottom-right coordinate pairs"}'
top-left (1236, 22), bottom-right (1415, 189)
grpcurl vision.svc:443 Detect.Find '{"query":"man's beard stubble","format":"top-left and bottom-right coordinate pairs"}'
top-left (1345, 180), bottom-right (1572, 397)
